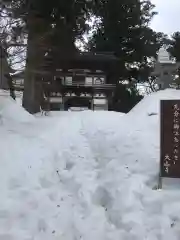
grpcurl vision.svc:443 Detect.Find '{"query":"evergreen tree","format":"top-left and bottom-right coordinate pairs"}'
top-left (167, 32), bottom-right (180, 89)
top-left (88, 0), bottom-right (163, 77)
top-left (1, 0), bottom-right (167, 113)
top-left (168, 32), bottom-right (180, 61)
top-left (2, 0), bottom-right (94, 113)
top-left (87, 0), bottom-right (165, 112)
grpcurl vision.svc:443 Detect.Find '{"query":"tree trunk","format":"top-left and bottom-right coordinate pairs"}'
top-left (22, 40), bottom-right (41, 113)
top-left (22, 20), bottom-right (43, 114)
top-left (4, 74), bottom-right (16, 100)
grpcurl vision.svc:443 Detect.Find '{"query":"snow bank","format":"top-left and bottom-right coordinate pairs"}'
top-left (0, 91), bottom-right (34, 123)
top-left (80, 89), bottom-right (180, 240)
top-left (0, 112), bottom-right (126, 240)
top-left (130, 89), bottom-right (180, 117)
top-left (1, 89), bottom-right (180, 239)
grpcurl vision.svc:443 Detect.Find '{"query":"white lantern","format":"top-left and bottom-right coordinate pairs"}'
top-left (158, 47), bottom-right (172, 63)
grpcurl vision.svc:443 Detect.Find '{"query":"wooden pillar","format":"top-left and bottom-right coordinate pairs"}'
top-left (91, 88), bottom-right (94, 111)
top-left (61, 90), bottom-right (65, 111)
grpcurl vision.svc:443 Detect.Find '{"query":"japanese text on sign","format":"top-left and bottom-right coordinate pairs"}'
top-left (173, 104), bottom-right (180, 165)
top-left (161, 100), bottom-right (180, 178)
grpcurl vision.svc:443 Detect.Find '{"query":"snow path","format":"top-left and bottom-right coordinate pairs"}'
top-left (3, 89), bottom-right (180, 239)
top-left (0, 110), bottom-right (179, 240)
top-left (23, 114), bottom-right (124, 240)
top-left (0, 114), bottom-right (117, 240)
top-left (79, 113), bottom-right (180, 240)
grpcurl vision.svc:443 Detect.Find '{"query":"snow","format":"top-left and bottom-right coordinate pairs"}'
top-left (130, 89), bottom-right (180, 118)
top-left (1, 89), bottom-right (180, 239)
top-left (0, 90), bottom-right (34, 123)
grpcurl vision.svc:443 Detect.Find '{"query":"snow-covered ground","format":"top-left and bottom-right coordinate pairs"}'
top-left (1, 89), bottom-right (180, 239)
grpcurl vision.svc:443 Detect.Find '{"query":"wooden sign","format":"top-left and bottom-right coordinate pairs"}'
top-left (161, 100), bottom-right (180, 178)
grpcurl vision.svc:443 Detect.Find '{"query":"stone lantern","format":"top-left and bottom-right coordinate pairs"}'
top-left (152, 47), bottom-right (180, 90)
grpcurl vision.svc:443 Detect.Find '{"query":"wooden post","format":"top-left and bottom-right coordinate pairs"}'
top-left (157, 171), bottom-right (162, 189)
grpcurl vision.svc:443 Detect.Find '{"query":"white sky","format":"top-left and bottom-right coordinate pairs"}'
top-left (151, 0), bottom-right (180, 35)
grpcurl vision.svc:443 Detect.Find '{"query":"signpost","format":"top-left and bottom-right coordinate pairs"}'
top-left (160, 100), bottom-right (180, 184)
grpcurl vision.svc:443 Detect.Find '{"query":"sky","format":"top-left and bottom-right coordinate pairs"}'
top-left (151, 0), bottom-right (180, 35)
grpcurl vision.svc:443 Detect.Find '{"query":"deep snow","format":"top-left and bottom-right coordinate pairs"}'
top-left (1, 89), bottom-right (180, 239)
